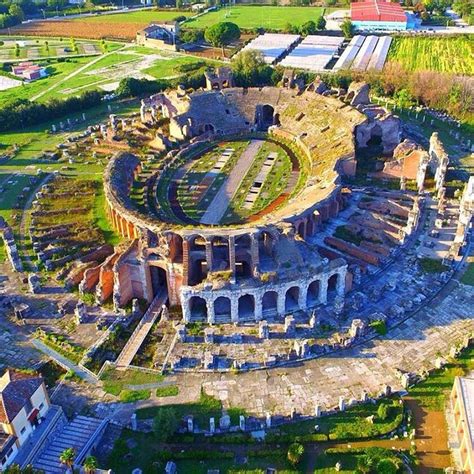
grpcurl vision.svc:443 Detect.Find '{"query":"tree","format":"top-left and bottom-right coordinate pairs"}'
top-left (8, 4), bottom-right (24, 22)
top-left (204, 21), bottom-right (240, 56)
top-left (83, 456), bottom-right (98, 474)
top-left (340, 18), bottom-right (354, 38)
top-left (152, 407), bottom-right (179, 442)
top-left (377, 402), bottom-right (390, 421)
top-left (300, 20), bottom-right (316, 35)
top-left (59, 448), bottom-right (76, 470)
top-left (376, 458), bottom-right (399, 474)
top-left (287, 442), bottom-right (304, 465)
top-left (316, 16), bottom-right (327, 30)
top-left (231, 49), bottom-right (275, 87)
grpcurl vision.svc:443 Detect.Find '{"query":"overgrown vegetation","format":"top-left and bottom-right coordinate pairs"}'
top-left (418, 257), bottom-right (449, 274)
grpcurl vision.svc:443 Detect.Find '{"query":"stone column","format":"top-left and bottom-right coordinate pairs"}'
top-left (206, 298), bottom-right (215, 324)
top-left (228, 236), bottom-right (236, 283)
top-left (182, 239), bottom-right (190, 286)
top-left (182, 299), bottom-right (191, 322)
top-left (336, 269), bottom-right (346, 297)
top-left (298, 285), bottom-right (307, 311)
top-left (250, 235), bottom-right (260, 273)
top-left (230, 295), bottom-right (239, 323)
top-left (319, 277), bottom-right (328, 305)
top-left (277, 290), bottom-right (286, 316)
top-left (254, 295), bottom-right (263, 321)
top-left (205, 240), bottom-right (213, 272)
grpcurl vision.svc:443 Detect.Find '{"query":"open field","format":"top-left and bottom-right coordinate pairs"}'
top-left (0, 46), bottom-right (218, 103)
top-left (185, 5), bottom-right (329, 30)
top-left (0, 10), bottom-right (191, 40)
top-left (0, 37), bottom-right (120, 62)
top-left (387, 36), bottom-right (474, 74)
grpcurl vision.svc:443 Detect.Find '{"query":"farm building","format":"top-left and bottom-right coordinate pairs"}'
top-left (136, 22), bottom-right (179, 51)
top-left (350, 0), bottom-right (416, 31)
top-left (11, 62), bottom-right (48, 81)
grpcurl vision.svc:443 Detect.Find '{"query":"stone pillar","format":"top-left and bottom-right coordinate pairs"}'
top-left (336, 269), bottom-right (346, 296)
top-left (182, 239), bottom-right (190, 286)
top-left (277, 291), bottom-right (286, 316)
top-left (250, 235), bottom-right (260, 273)
top-left (229, 236), bottom-right (236, 283)
top-left (205, 240), bottom-right (213, 272)
top-left (298, 285), bottom-right (307, 311)
top-left (230, 296), bottom-right (239, 323)
top-left (254, 296), bottom-right (263, 321)
top-left (314, 405), bottom-right (321, 417)
top-left (206, 299), bottom-right (215, 324)
top-left (182, 300), bottom-right (191, 323)
top-left (339, 396), bottom-right (346, 412)
top-left (319, 277), bottom-right (328, 305)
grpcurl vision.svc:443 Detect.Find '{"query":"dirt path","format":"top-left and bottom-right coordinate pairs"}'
top-left (200, 139), bottom-right (264, 225)
top-left (405, 398), bottom-right (452, 473)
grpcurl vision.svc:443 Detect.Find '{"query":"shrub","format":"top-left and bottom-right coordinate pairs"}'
top-left (377, 403), bottom-right (391, 421)
top-left (119, 389), bottom-right (150, 403)
top-left (156, 385), bottom-right (179, 397)
top-left (287, 442), bottom-right (304, 465)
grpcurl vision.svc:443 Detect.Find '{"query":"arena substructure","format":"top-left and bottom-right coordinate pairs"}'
top-left (79, 79), bottom-right (471, 373)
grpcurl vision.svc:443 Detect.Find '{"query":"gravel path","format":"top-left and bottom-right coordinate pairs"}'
top-left (200, 139), bottom-right (264, 225)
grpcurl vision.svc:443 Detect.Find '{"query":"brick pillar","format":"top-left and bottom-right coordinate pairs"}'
top-left (231, 295), bottom-right (239, 323)
top-left (298, 285), bottom-right (307, 311)
top-left (254, 294), bottom-right (263, 321)
top-left (182, 297), bottom-right (191, 322)
top-left (277, 290), bottom-right (286, 316)
top-left (182, 239), bottom-right (190, 286)
top-left (206, 298), bottom-right (215, 324)
top-left (250, 235), bottom-right (259, 273)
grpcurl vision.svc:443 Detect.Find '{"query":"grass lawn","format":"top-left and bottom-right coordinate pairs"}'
top-left (156, 385), bottom-right (179, 397)
top-left (387, 36), bottom-right (474, 74)
top-left (77, 9), bottom-right (192, 24)
top-left (185, 5), bottom-right (328, 30)
top-left (461, 260), bottom-right (474, 286)
top-left (100, 366), bottom-right (164, 396)
top-left (408, 346), bottom-right (474, 411)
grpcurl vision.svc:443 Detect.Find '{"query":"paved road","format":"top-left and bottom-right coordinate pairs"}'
top-left (200, 140), bottom-right (264, 225)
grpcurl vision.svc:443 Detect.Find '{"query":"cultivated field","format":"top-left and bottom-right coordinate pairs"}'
top-left (184, 5), bottom-right (329, 30)
top-left (0, 9), bottom-right (192, 40)
top-left (387, 36), bottom-right (474, 75)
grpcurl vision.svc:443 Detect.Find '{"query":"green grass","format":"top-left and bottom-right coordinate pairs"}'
top-left (77, 9), bottom-right (192, 24)
top-left (369, 319), bottom-right (387, 336)
top-left (387, 36), bottom-right (474, 74)
top-left (274, 399), bottom-right (403, 441)
top-left (136, 389), bottom-right (226, 427)
top-left (100, 366), bottom-right (164, 396)
top-left (93, 186), bottom-right (121, 246)
top-left (461, 261), bottom-right (474, 286)
top-left (119, 389), bottom-right (151, 403)
top-left (408, 346), bottom-right (474, 411)
top-left (185, 5), bottom-right (328, 30)
top-left (156, 385), bottom-right (179, 397)
top-left (418, 257), bottom-right (449, 274)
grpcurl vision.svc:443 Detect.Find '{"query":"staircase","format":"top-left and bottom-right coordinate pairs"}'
top-left (115, 293), bottom-right (166, 367)
top-left (33, 415), bottom-right (104, 473)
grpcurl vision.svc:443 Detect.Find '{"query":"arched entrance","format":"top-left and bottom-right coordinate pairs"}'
top-left (238, 294), bottom-right (255, 320)
top-left (235, 234), bottom-right (252, 279)
top-left (328, 273), bottom-right (339, 301)
top-left (189, 296), bottom-right (207, 322)
top-left (214, 296), bottom-right (231, 323)
top-left (262, 291), bottom-right (278, 313)
top-left (306, 280), bottom-right (320, 307)
top-left (285, 286), bottom-right (300, 312)
top-left (149, 265), bottom-right (168, 298)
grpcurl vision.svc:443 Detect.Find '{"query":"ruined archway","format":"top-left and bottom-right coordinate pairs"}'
top-left (306, 280), bottom-right (320, 306)
top-left (189, 296), bottom-right (207, 322)
top-left (262, 291), bottom-right (278, 313)
top-left (328, 273), bottom-right (339, 301)
top-left (211, 236), bottom-right (230, 271)
top-left (297, 221), bottom-right (306, 239)
top-left (169, 233), bottom-right (183, 263)
top-left (235, 234), bottom-right (252, 279)
top-left (238, 294), bottom-right (255, 320)
top-left (285, 286), bottom-right (300, 312)
top-left (149, 265), bottom-right (168, 298)
top-left (214, 296), bottom-right (231, 323)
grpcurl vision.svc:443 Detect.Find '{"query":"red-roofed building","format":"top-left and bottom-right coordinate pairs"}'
top-left (0, 369), bottom-right (50, 468)
top-left (351, 0), bottom-right (416, 31)
top-left (11, 62), bottom-right (48, 82)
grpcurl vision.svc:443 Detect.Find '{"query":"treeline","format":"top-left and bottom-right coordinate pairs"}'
top-left (0, 3), bottom-right (24, 28)
top-left (0, 91), bottom-right (103, 132)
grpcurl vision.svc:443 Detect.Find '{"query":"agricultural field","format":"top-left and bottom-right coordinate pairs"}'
top-left (185, 5), bottom-right (329, 30)
top-left (0, 9), bottom-right (192, 41)
top-left (387, 36), bottom-right (474, 75)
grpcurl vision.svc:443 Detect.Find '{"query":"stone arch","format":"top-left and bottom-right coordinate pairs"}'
top-left (203, 123), bottom-right (215, 133)
top-left (306, 280), bottom-right (320, 306)
top-left (238, 294), bottom-right (255, 320)
top-left (327, 273), bottom-right (339, 301)
top-left (306, 216), bottom-right (315, 237)
top-left (214, 296), bottom-right (231, 323)
top-left (211, 236), bottom-right (230, 271)
top-left (285, 286), bottom-right (300, 312)
top-left (169, 233), bottom-right (183, 263)
top-left (256, 104), bottom-right (276, 131)
top-left (235, 234), bottom-right (252, 279)
top-left (188, 234), bottom-right (206, 252)
top-left (189, 296), bottom-right (207, 322)
top-left (258, 231), bottom-right (276, 260)
top-left (148, 265), bottom-right (168, 298)
top-left (297, 221), bottom-right (306, 239)
top-left (262, 290), bottom-right (278, 313)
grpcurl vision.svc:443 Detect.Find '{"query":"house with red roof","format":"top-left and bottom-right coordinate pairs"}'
top-left (351, 0), bottom-right (417, 31)
top-left (0, 369), bottom-right (51, 469)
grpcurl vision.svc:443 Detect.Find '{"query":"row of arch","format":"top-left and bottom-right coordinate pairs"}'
top-left (182, 271), bottom-right (345, 323)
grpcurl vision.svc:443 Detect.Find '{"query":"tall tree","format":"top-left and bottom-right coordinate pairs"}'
top-left (59, 448), bottom-right (76, 471)
top-left (340, 18), bottom-right (353, 38)
top-left (204, 21), bottom-right (241, 56)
